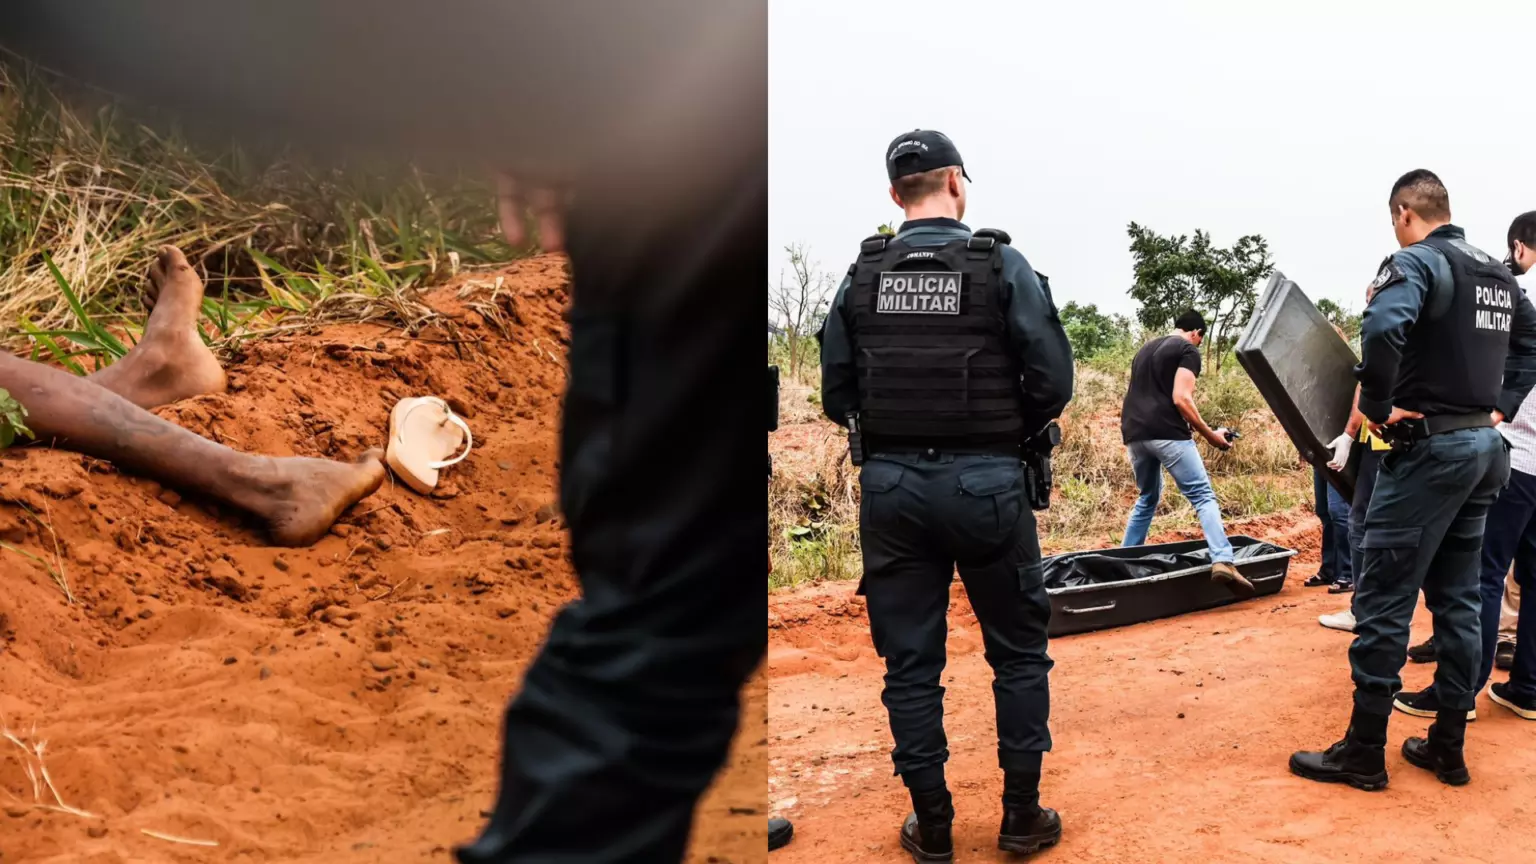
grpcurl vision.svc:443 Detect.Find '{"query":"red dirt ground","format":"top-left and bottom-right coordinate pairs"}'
top-left (768, 512), bottom-right (1536, 863)
top-left (0, 255), bottom-right (764, 863)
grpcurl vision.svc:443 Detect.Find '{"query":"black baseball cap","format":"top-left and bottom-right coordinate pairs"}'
top-left (885, 129), bottom-right (971, 183)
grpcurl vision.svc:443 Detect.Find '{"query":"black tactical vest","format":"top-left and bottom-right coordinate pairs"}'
top-left (845, 230), bottom-right (1025, 451)
top-left (1394, 234), bottom-right (1515, 415)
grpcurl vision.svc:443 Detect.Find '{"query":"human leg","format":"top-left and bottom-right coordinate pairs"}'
top-left (0, 351), bottom-right (383, 547)
top-left (1150, 439), bottom-right (1234, 564)
top-left (84, 246), bottom-right (227, 409)
top-left (1121, 442), bottom-right (1162, 548)
top-left (1327, 481), bottom-right (1353, 589)
top-left (456, 170), bottom-right (767, 863)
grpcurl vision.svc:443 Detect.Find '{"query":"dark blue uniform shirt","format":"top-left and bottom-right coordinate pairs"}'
top-left (1356, 224), bottom-right (1536, 423)
top-left (819, 217), bottom-right (1075, 434)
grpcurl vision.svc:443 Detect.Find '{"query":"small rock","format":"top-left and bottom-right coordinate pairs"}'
top-left (374, 638), bottom-right (393, 653)
top-left (417, 659), bottom-right (432, 669)
top-left (375, 538), bottom-right (393, 552)
top-left (4, 804), bottom-right (28, 818)
top-left (445, 396), bottom-right (474, 419)
top-left (273, 557), bottom-right (290, 573)
top-left (157, 490), bottom-right (182, 507)
top-left (497, 607), bottom-right (516, 619)
top-left (498, 513), bottom-right (522, 526)
top-left (534, 504), bottom-right (558, 525)
top-left (137, 609), bottom-right (154, 620)
top-left (497, 461), bottom-right (513, 471)
top-left (223, 656), bottom-right (238, 665)
top-left (332, 524), bottom-right (355, 538)
top-left (260, 666), bottom-right (273, 681)
top-left (1177, 713), bottom-right (1186, 719)
top-left (87, 824), bottom-right (108, 838)
top-left (369, 654), bottom-right (397, 673)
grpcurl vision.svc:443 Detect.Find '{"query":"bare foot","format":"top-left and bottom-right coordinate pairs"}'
top-left (257, 449), bottom-right (388, 547)
top-left (88, 246), bottom-right (227, 409)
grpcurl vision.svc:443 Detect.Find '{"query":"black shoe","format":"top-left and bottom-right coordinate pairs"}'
top-left (900, 814), bottom-right (953, 863)
top-left (768, 817), bottom-right (793, 851)
top-left (1304, 572), bottom-right (1334, 588)
top-left (998, 805), bottom-right (1062, 856)
top-left (1407, 636), bottom-right (1438, 664)
top-left (1401, 712), bottom-right (1470, 786)
top-left (1489, 682), bottom-right (1536, 720)
top-left (1288, 708), bottom-right (1389, 791)
top-left (899, 786), bottom-right (954, 863)
top-left (1394, 686), bottom-right (1476, 721)
top-left (1495, 641), bottom-right (1516, 672)
top-left (1327, 580), bottom-right (1355, 594)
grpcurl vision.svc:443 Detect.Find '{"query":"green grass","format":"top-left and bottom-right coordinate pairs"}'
top-left (0, 386), bottom-right (32, 448)
top-left (0, 60), bottom-right (527, 368)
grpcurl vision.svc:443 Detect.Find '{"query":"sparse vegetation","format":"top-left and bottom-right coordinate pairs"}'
top-left (0, 61), bottom-right (521, 369)
top-left (0, 387), bottom-right (31, 448)
top-left (769, 344), bottom-right (1310, 590)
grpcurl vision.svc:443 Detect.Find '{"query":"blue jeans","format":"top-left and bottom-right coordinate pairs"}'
top-left (1326, 481), bottom-right (1352, 586)
top-left (1420, 467), bottom-right (1536, 701)
top-left (1314, 466), bottom-right (1336, 581)
top-left (1123, 439), bottom-right (1234, 564)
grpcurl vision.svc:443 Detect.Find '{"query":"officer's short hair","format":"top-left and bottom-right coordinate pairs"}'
top-left (1174, 309), bottom-right (1206, 334)
top-left (892, 166), bottom-right (956, 204)
top-left (1509, 211), bottom-right (1536, 251)
top-left (1389, 169), bottom-right (1451, 222)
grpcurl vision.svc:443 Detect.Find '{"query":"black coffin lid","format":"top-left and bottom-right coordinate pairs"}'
top-left (1043, 536), bottom-right (1295, 638)
top-left (1235, 272), bottom-right (1358, 498)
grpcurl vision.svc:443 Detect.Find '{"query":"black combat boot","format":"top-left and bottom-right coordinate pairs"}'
top-left (1288, 707), bottom-right (1390, 791)
top-left (899, 786), bottom-right (954, 863)
top-left (768, 817), bottom-right (793, 851)
top-left (1402, 710), bottom-right (1471, 786)
top-left (998, 769), bottom-right (1062, 855)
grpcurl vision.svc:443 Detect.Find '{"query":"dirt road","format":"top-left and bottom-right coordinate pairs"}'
top-left (768, 515), bottom-right (1536, 863)
top-left (0, 256), bottom-right (763, 863)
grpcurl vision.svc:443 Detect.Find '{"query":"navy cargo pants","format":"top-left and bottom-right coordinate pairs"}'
top-left (1350, 428), bottom-right (1510, 715)
top-left (858, 452), bottom-right (1053, 790)
top-left (457, 164), bottom-right (766, 861)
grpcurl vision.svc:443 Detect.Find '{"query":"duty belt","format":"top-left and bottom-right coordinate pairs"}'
top-left (874, 444), bottom-right (1022, 460)
top-left (1379, 411), bottom-right (1494, 449)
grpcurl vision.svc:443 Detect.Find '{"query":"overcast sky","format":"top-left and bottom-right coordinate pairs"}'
top-left (770, 0), bottom-right (1536, 322)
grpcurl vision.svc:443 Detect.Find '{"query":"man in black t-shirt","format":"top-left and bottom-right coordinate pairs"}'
top-left (1119, 310), bottom-right (1252, 596)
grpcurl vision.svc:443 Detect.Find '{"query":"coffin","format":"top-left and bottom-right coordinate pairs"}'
top-left (1044, 536), bottom-right (1295, 637)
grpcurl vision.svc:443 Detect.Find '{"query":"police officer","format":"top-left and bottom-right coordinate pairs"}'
top-left (820, 130), bottom-right (1074, 861)
top-left (1290, 170), bottom-right (1536, 790)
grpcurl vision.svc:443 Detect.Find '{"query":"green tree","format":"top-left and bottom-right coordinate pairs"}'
top-left (1059, 301), bottom-right (1131, 360)
top-left (1126, 223), bottom-right (1274, 372)
top-left (1315, 298), bottom-right (1363, 342)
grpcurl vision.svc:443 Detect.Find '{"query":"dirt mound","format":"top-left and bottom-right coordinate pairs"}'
top-left (0, 255), bottom-right (763, 862)
top-left (767, 510), bottom-right (1536, 862)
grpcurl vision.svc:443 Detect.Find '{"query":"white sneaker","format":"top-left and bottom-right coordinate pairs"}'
top-left (1319, 609), bottom-right (1355, 632)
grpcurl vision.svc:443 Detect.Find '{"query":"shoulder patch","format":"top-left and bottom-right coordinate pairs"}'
top-left (1369, 257), bottom-right (1405, 293)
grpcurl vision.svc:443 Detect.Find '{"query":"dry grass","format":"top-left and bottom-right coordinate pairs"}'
top-left (0, 60), bottom-right (519, 370)
top-left (768, 352), bottom-right (1311, 589)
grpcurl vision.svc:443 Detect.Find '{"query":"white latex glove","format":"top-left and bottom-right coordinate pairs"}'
top-left (1326, 433), bottom-right (1353, 471)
